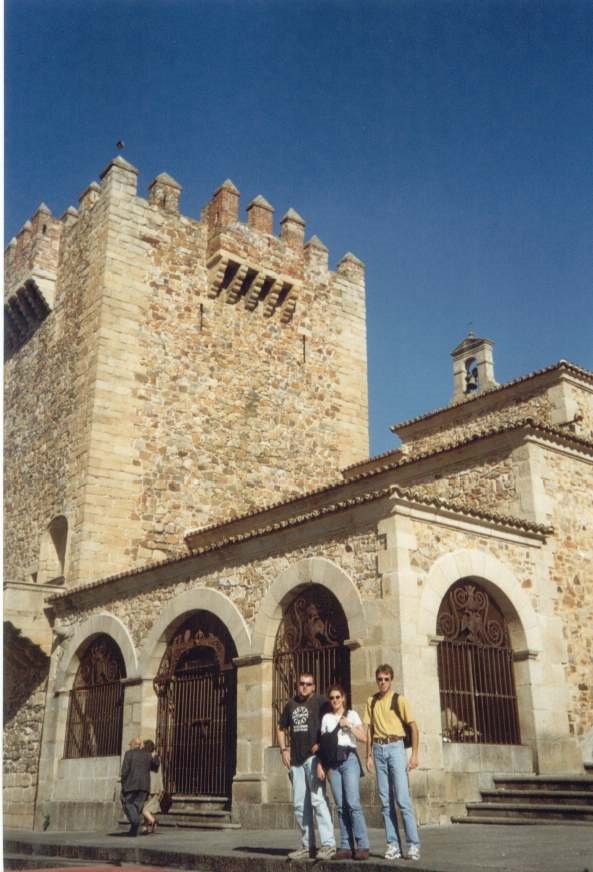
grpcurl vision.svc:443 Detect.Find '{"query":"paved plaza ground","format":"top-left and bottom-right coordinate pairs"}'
top-left (5, 823), bottom-right (593, 872)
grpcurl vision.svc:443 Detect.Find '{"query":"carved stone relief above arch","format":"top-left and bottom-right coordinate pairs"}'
top-left (253, 556), bottom-right (367, 657)
top-left (419, 548), bottom-right (542, 653)
top-left (137, 587), bottom-right (251, 679)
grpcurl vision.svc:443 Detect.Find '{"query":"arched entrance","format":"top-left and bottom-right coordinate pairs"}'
top-left (154, 611), bottom-right (237, 799)
top-left (272, 584), bottom-right (350, 741)
top-left (437, 579), bottom-right (521, 744)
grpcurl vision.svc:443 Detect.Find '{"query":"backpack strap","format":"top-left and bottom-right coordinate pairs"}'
top-left (369, 692), bottom-right (381, 742)
top-left (391, 692), bottom-right (406, 727)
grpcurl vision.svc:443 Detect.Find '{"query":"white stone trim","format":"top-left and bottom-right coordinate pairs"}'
top-left (54, 612), bottom-right (138, 692)
top-left (391, 499), bottom-right (548, 544)
top-left (252, 556), bottom-right (367, 656)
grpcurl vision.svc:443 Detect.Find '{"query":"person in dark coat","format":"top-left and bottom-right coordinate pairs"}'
top-left (120, 736), bottom-right (159, 835)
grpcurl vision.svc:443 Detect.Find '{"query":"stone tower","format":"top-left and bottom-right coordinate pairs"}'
top-left (4, 156), bottom-right (369, 613)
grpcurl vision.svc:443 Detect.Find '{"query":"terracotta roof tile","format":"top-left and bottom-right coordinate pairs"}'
top-left (47, 457), bottom-right (560, 607)
top-left (390, 360), bottom-right (593, 431)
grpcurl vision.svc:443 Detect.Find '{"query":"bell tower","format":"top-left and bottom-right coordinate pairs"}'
top-left (451, 331), bottom-right (498, 401)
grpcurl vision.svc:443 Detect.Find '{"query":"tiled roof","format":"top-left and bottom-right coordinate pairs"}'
top-left (47, 485), bottom-right (396, 603)
top-left (185, 417), bottom-right (593, 542)
top-left (392, 485), bottom-right (553, 535)
top-left (390, 360), bottom-right (593, 432)
top-left (47, 440), bottom-right (564, 607)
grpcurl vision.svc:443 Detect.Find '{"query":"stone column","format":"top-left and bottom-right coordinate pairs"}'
top-left (231, 655), bottom-right (277, 827)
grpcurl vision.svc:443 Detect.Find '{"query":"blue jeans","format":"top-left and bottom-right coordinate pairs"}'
top-left (121, 790), bottom-right (147, 829)
top-left (290, 755), bottom-right (336, 850)
top-left (327, 751), bottom-right (369, 850)
top-left (373, 741), bottom-right (420, 850)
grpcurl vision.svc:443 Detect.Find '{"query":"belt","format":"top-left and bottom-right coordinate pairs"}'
top-left (373, 735), bottom-right (402, 745)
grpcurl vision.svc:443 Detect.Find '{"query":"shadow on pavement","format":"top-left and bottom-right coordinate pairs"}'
top-left (233, 846), bottom-right (288, 857)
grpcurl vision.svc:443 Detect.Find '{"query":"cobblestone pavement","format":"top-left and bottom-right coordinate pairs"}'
top-left (5, 824), bottom-right (593, 872)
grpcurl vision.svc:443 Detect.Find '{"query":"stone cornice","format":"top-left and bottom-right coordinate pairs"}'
top-left (391, 489), bottom-right (552, 544)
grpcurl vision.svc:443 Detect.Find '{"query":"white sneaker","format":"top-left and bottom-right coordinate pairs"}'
top-left (385, 844), bottom-right (402, 860)
top-left (316, 845), bottom-right (336, 860)
top-left (407, 844), bottom-right (421, 861)
top-left (287, 846), bottom-right (314, 860)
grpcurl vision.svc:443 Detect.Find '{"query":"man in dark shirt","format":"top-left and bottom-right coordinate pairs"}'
top-left (277, 673), bottom-right (336, 861)
top-left (120, 736), bottom-right (159, 836)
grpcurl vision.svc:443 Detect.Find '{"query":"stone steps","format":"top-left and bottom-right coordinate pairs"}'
top-left (154, 794), bottom-right (239, 831)
top-left (463, 802), bottom-right (593, 822)
top-left (158, 793), bottom-right (237, 830)
top-left (480, 788), bottom-right (593, 804)
top-left (451, 815), bottom-right (593, 826)
top-left (454, 773), bottom-right (593, 826)
top-left (493, 775), bottom-right (593, 793)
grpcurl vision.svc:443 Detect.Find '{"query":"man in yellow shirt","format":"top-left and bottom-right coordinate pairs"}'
top-left (363, 664), bottom-right (421, 861)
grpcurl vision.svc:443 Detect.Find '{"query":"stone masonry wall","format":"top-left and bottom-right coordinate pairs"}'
top-left (4, 205), bottom-right (62, 305)
top-left (3, 675), bottom-right (48, 829)
top-left (4, 199), bottom-right (102, 590)
top-left (397, 386), bottom-right (553, 457)
top-left (540, 445), bottom-right (593, 753)
top-left (407, 447), bottom-right (518, 514)
top-left (52, 523), bottom-right (382, 649)
top-left (5, 157), bottom-right (368, 588)
top-left (70, 160), bottom-right (368, 576)
top-left (130, 205), bottom-right (367, 555)
top-left (409, 520), bottom-right (541, 602)
top-left (569, 381), bottom-right (593, 441)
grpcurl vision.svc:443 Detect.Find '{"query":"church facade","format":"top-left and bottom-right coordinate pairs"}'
top-left (4, 156), bottom-right (592, 831)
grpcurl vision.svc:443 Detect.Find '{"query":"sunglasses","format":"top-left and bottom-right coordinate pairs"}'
top-left (299, 681), bottom-right (314, 686)
top-left (329, 695), bottom-right (342, 700)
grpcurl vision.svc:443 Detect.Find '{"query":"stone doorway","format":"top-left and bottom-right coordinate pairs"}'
top-left (155, 611), bottom-right (237, 799)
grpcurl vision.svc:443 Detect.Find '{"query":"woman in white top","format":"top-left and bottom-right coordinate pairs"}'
top-left (317, 684), bottom-right (370, 861)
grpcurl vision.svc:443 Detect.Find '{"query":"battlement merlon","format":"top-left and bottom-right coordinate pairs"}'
top-left (148, 172), bottom-right (182, 213)
top-left (4, 203), bottom-right (63, 306)
top-left (99, 155), bottom-right (140, 198)
top-left (5, 155), bottom-right (366, 308)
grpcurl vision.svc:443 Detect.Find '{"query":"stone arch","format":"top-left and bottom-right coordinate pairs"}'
top-left (55, 612), bottom-right (138, 693)
top-left (420, 548), bottom-right (542, 653)
top-left (253, 556), bottom-right (367, 657)
top-left (420, 547), bottom-right (542, 751)
top-left (137, 587), bottom-right (251, 679)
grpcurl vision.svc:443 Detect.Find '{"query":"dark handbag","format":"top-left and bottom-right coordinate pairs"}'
top-left (318, 722), bottom-right (341, 768)
top-left (159, 791), bottom-right (173, 814)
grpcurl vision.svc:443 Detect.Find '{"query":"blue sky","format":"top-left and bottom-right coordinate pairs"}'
top-left (6, 0), bottom-right (592, 455)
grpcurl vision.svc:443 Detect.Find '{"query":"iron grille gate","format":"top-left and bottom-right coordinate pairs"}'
top-left (437, 580), bottom-right (521, 745)
top-left (272, 584), bottom-right (350, 744)
top-left (157, 662), bottom-right (236, 797)
top-left (155, 614), bottom-right (237, 800)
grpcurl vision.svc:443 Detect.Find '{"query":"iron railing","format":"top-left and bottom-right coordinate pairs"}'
top-left (64, 680), bottom-right (124, 758)
top-left (438, 639), bottom-right (520, 744)
top-left (158, 662), bottom-right (236, 798)
top-left (272, 645), bottom-right (350, 744)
